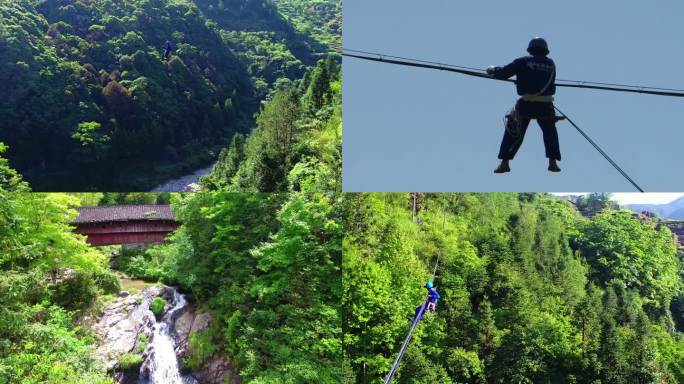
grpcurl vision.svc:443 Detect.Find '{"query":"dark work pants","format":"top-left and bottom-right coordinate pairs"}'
top-left (498, 100), bottom-right (561, 161)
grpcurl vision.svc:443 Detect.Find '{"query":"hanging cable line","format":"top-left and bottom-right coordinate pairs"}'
top-left (384, 212), bottom-right (443, 384)
top-left (343, 50), bottom-right (496, 81)
top-left (553, 106), bottom-right (644, 192)
top-left (342, 49), bottom-right (684, 98)
top-left (383, 297), bottom-right (425, 384)
top-left (343, 49), bottom-right (649, 192)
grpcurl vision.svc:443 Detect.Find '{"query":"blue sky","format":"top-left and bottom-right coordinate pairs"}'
top-left (343, 0), bottom-right (684, 192)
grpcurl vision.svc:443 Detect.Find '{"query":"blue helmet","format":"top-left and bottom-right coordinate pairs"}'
top-left (425, 280), bottom-right (433, 289)
top-left (527, 37), bottom-right (549, 55)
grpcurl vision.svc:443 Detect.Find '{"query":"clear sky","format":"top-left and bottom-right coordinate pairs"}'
top-left (553, 193), bottom-right (684, 205)
top-left (343, 0), bottom-right (684, 192)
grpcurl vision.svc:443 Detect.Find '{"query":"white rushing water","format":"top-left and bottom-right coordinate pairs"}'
top-left (140, 288), bottom-right (193, 384)
top-left (150, 163), bottom-right (216, 192)
top-left (146, 323), bottom-right (183, 383)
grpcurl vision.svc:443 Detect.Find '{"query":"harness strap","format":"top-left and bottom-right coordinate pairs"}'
top-left (522, 95), bottom-right (554, 102)
top-left (537, 64), bottom-right (556, 96)
top-left (521, 62), bottom-right (556, 102)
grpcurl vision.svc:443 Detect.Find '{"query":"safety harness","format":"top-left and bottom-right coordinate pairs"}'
top-left (504, 62), bottom-right (556, 138)
top-left (522, 63), bottom-right (556, 102)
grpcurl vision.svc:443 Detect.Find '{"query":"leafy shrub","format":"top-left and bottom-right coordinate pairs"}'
top-left (150, 297), bottom-right (166, 319)
top-left (136, 333), bottom-right (149, 353)
top-left (51, 272), bottom-right (98, 311)
top-left (119, 353), bottom-right (143, 371)
top-left (93, 269), bottom-right (120, 294)
top-left (185, 330), bottom-right (219, 369)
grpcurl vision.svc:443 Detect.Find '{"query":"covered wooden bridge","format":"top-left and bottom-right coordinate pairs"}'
top-left (72, 205), bottom-right (179, 246)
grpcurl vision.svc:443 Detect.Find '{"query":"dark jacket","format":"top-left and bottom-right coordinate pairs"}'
top-left (491, 55), bottom-right (556, 96)
top-left (427, 287), bottom-right (440, 304)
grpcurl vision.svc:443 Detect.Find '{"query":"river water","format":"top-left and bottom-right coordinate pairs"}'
top-left (150, 163), bottom-right (216, 192)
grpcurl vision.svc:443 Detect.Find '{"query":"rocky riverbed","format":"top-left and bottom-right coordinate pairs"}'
top-left (92, 285), bottom-right (238, 384)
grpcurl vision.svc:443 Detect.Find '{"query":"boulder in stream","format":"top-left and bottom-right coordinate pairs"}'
top-left (92, 285), bottom-right (173, 374)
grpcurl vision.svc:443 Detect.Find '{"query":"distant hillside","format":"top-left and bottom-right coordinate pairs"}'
top-left (670, 207), bottom-right (684, 219)
top-left (195, 0), bottom-right (332, 89)
top-left (628, 196), bottom-right (684, 219)
top-left (201, 57), bottom-right (341, 192)
top-left (274, 0), bottom-right (341, 49)
top-left (0, 0), bottom-right (340, 191)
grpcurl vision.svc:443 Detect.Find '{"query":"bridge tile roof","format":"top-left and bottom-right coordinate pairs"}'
top-left (73, 205), bottom-right (176, 224)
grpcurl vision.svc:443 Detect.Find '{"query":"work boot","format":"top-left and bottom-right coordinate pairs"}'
top-left (494, 160), bottom-right (510, 173)
top-left (548, 159), bottom-right (561, 172)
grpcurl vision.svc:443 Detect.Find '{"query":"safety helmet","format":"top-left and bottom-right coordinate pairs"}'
top-left (425, 280), bottom-right (433, 289)
top-left (527, 37), bottom-right (549, 55)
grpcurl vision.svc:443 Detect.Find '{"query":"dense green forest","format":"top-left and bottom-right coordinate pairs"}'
top-left (343, 193), bottom-right (684, 383)
top-left (118, 192), bottom-right (343, 382)
top-left (274, 0), bottom-right (341, 49)
top-left (0, 190), bottom-right (118, 382)
top-left (200, 56), bottom-right (341, 192)
top-left (0, 0), bottom-right (340, 191)
top-left (70, 191), bottom-right (172, 205)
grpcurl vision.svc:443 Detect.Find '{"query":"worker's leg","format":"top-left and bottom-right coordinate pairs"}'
top-left (538, 118), bottom-right (561, 162)
top-left (497, 117), bottom-right (531, 161)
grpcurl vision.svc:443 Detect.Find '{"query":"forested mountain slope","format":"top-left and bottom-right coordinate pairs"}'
top-left (201, 57), bottom-right (341, 192)
top-left (343, 193), bottom-right (684, 383)
top-left (274, 0), bottom-right (341, 49)
top-left (0, 0), bottom-right (339, 191)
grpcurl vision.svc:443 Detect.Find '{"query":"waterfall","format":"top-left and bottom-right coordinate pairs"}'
top-left (139, 288), bottom-right (196, 384)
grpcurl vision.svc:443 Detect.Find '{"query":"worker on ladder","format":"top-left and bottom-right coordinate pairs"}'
top-left (413, 280), bottom-right (440, 321)
top-left (486, 37), bottom-right (562, 174)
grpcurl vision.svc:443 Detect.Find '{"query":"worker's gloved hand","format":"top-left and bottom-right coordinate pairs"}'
top-left (486, 66), bottom-right (496, 75)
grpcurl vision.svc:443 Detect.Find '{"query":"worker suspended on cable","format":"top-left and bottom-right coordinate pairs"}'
top-left (413, 280), bottom-right (440, 321)
top-left (486, 37), bottom-right (562, 173)
top-left (163, 40), bottom-right (175, 61)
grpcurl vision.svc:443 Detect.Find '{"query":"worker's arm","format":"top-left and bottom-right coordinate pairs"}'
top-left (486, 58), bottom-right (522, 79)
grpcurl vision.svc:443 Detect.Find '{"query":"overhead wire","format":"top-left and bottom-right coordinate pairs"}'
top-left (383, 298), bottom-right (424, 384)
top-left (342, 50), bottom-right (496, 81)
top-left (342, 49), bottom-right (684, 97)
top-left (553, 106), bottom-right (644, 192)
